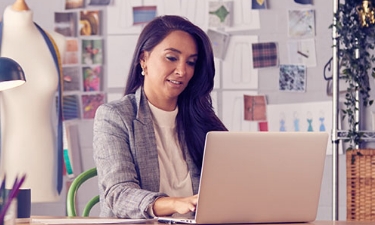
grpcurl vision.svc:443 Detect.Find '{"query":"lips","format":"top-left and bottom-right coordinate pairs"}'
top-left (168, 79), bottom-right (182, 85)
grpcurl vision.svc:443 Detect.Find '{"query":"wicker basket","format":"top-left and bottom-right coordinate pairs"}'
top-left (347, 149), bottom-right (375, 221)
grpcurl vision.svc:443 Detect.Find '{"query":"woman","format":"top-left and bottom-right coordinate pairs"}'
top-left (93, 15), bottom-right (227, 219)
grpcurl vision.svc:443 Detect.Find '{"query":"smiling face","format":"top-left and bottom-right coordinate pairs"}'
top-left (140, 30), bottom-right (198, 111)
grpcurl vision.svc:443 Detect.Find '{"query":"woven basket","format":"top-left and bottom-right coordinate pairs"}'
top-left (347, 149), bottom-right (375, 221)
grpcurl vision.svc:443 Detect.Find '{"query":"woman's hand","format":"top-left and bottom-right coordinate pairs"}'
top-left (152, 194), bottom-right (198, 217)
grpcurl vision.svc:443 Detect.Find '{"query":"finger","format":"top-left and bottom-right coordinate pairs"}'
top-left (191, 196), bottom-right (198, 204)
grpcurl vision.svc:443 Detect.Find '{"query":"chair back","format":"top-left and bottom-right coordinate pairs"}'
top-left (66, 167), bottom-right (99, 217)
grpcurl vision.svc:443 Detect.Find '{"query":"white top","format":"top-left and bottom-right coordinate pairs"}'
top-left (0, 5), bottom-right (66, 202)
top-left (148, 102), bottom-right (193, 197)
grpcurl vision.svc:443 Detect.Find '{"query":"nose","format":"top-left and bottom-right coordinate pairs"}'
top-left (175, 62), bottom-right (186, 76)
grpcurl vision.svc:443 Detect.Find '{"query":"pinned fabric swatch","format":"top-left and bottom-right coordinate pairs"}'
top-left (252, 42), bottom-right (278, 68)
top-left (294, 0), bottom-right (313, 5)
top-left (243, 95), bottom-right (267, 121)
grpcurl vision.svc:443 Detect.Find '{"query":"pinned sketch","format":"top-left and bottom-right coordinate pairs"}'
top-left (279, 64), bottom-right (306, 92)
top-left (252, 42), bottom-right (278, 68)
top-left (208, 1), bottom-right (233, 28)
top-left (252, 0), bottom-right (267, 9)
top-left (267, 101), bottom-right (339, 155)
top-left (243, 95), bottom-right (267, 121)
top-left (270, 108), bottom-right (323, 133)
top-left (222, 35), bottom-right (258, 89)
top-left (288, 39), bottom-right (316, 67)
top-left (180, 0), bottom-right (208, 30)
top-left (288, 9), bottom-right (315, 38)
top-left (225, 0), bottom-right (260, 32)
top-left (222, 91), bottom-right (259, 131)
top-left (207, 29), bottom-right (230, 60)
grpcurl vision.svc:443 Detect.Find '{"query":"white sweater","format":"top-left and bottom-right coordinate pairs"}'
top-left (148, 102), bottom-right (193, 197)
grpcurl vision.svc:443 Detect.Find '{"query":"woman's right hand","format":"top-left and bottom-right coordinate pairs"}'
top-left (152, 194), bottom-right (198, 217)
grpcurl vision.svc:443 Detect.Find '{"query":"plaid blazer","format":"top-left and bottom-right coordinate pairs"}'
top-left (93, 88), bottom-right (200, 219)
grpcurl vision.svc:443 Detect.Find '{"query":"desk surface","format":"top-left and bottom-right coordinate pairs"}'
top-left (19, 218), bottom-right (375, 225)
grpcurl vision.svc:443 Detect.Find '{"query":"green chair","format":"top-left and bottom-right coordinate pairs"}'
top-left (66, 167), bottom-right (99, 217)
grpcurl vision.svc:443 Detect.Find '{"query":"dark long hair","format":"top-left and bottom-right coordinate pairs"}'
top-left (125, 15), bottom-right (227, 169)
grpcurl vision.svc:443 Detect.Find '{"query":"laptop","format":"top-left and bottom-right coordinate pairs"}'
top-left (157, 131), bottom-right (329, 224)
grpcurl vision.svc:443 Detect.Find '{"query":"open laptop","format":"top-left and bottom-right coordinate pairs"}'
top-left (158, 131), bottom-right (329, 224)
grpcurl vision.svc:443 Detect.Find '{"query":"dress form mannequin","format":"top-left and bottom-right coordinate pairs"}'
top-left (0, 0), bottom-right (66, 202)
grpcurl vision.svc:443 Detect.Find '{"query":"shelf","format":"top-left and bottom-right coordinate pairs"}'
top-left (337, 130), bottom-right (375, 140)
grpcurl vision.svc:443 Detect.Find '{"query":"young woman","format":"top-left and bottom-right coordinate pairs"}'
top-left (93, 15), bottom-right (227, 219)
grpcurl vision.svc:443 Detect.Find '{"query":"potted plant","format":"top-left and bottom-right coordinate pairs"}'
top-left (331, 0), bottom-right (375, 221)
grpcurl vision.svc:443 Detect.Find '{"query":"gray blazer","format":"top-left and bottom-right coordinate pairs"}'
top-left (93, 88), bottom-right (200, 219)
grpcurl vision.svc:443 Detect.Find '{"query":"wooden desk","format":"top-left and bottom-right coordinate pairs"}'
top-left (19, 218), bottom-right (375, 225)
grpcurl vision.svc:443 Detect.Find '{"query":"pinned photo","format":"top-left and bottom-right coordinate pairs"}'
top-left (54, 12), bottom-right (77, 37)
top-left (65, 0), bottom-right (84, 10)
top-left (82, 39), bottom-right (104, 65)
top-left (132, 6), bottom-right (157, 25)
top-left (62, 66), bottom-right (81, 92)
top-left (80, 10), bottom-right (102, 36)
top-left (81, 93), bottom-right (106, 119)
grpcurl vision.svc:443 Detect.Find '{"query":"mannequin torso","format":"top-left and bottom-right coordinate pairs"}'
top-left (0, 3), bottom-right (66, 202)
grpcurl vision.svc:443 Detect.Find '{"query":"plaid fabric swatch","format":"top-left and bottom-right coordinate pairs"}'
top-left (252, 42), bottom-right (278, 68)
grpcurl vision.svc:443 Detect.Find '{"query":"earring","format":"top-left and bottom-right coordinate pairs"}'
top-left (141, 71), bottom-right (145, 76)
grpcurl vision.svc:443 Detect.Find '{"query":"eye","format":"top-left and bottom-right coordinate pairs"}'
top-left (166, 56), bottom-right (177, 62)
top-left (187, 61), bottom-right (196, 67)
